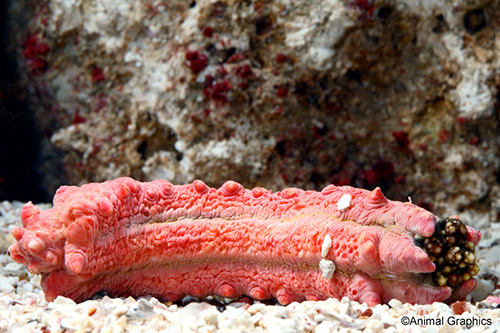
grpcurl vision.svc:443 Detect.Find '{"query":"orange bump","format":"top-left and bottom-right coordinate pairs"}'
top-left (281, 188), bottom-right (299, 199)
top-left (97, 198), bottom-right (114, 216)
top-left (20, 202), bottom-right (40, 224)
top-left (360, 240), bottom-right (377, 260)
top-left (220, 181), bottom-right (242, 196)
top-left (193, 180), bottom-right (208, 193)
top-left (219, 283), bottom-right (236, 298)
top-left (368, 187), bottom-right (388, 206)
top-left (249, 286), bottom-right (267, 300)
top-left (46, 252), bottom-right (58, 266)
top-left (321, 184), bottom-right (337, 195)
top-left (191, 285), bottom-right (204, 297)
top-left (159, 184), bottom-right (174, 198)
top-left (276, 289), bottom-right (293, 305)
top-left (66, 252), bottom-right (85, 274)
top-left (28, 238), bottom-right (45, 253)
top-left (116, 184), bottom-right (132, 199)
top-left (11, 228), bottom-right (25, 241)
top-left (144, 188), bottom-right (157, 200)
top-left (122, 178), bottom-right (140, 193)
top-left (251, 187), bottom-right (266, 198)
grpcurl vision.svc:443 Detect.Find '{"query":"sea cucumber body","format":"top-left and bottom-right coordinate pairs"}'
top-left (9, 178), bottom-right (480, 305)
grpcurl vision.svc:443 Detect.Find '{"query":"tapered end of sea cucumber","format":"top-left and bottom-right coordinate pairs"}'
top-left (8, 202), bottom-right (65, 274)
top-left (419, 217), bottom-right (480, 294)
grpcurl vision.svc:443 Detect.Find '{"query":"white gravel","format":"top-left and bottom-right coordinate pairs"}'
top-left (1, 200), bottom-right (499, 332)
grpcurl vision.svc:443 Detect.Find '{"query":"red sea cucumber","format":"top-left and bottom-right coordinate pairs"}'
top-left (9, 178), bottom-right (481, 305)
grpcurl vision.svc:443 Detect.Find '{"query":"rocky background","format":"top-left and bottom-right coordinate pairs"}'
top-left (2, 0), bottom-right (500, 231)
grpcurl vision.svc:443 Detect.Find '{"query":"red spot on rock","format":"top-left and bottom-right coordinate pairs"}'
top-left (226, 53), bottom-right (246, 63)
top-left (71, 110), bottom-right (87, 125)
top-left (190, 114), bottom-right (202, 124)
top-left (276, 53), bottom-right (288, 64)
top-left (234, 64), bottom-right (253, 78)
top-left (417, 143), bottom-right (427, 152)
top-left (23, 36), bottom-right (50, 57)
top-left (439, 129), bottom-right (450, 142)
top-left (372, 160), bottom-right (395, 183)
top-left (273, 106), bottom-right (284, 115)
top-left (203, 80), bottom-right (232, 103)
top-left (324, 102), bottom-right (341, 114)
top-left (203, 26), bottom-right (214, 38)
top-left (94, 93), bottom-right (108, 112)
top-left (204, 74), bottom-right (214, 85)
top-left (185, 51), bottom-right (209, 74)
top-left (216, 66), bottom-right (228, 78)
top-left (470, 137), bottom-right (479, 145)
top-left (363, 170), bottom-right (379, 185)
top-left (23, 35), bottom-right (50, 76)
top-left (457, 116), bottom-right (467, 126)
top-left (336, 178), bottom-right (352, 186)
top-left (275, 85), bottom-right (289, 97)
top-left (238, 81), bottom-right (249, 90)
top-left (352, 0), bottom-right (376, 17)
top-left (29, 58), bottom-right (49, 76)
top-left (35, 43), bottom-right (50, 55)
top-left (145, 2), bottom-right (165, 18)
top-left (392, 131), bottom-right (410, 149)
top-left (91, 67), bottom-right (105, 83)
top-left (358, 160), bottom-right (396, 188)
top-left (332, 166), bottom-right (355, 187)
top-left (313, 123), bottom-right (327, 140)
top-left (212, 1), bottom-right (226, 17)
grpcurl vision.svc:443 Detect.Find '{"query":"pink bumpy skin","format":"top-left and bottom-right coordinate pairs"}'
top-left (9, 178), bottom-right (481, 305)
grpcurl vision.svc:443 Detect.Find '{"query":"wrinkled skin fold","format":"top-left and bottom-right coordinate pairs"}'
top-left (9, 177), bottom-right (481, 305)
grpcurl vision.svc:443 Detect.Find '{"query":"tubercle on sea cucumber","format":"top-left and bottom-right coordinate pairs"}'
top-left (8, 177), bottom-right (481, 306)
